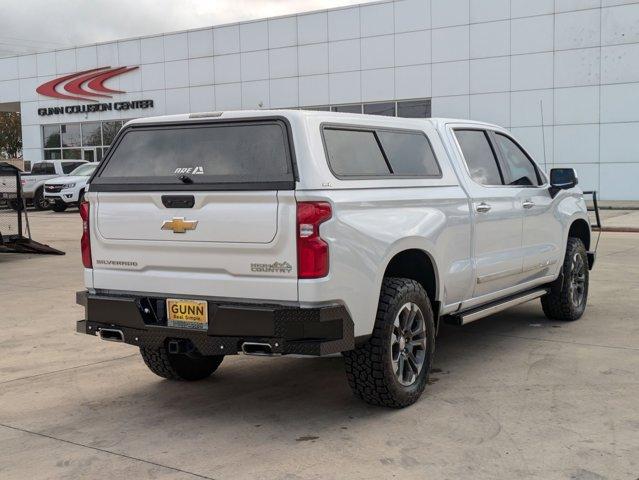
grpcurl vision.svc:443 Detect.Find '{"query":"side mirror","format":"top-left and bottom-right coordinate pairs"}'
top-left (549, 168), bottom-right (578, 197)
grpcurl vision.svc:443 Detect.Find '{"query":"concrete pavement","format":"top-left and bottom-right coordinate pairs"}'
top-left (0, 210), bottom-right (638, 479)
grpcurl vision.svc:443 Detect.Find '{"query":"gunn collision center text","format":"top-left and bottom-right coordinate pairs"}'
top-left (38, 100), bottom-right (154, 116)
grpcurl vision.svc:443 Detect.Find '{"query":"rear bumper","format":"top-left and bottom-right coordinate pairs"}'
top-left (76, 290), bottom-right (354, 356)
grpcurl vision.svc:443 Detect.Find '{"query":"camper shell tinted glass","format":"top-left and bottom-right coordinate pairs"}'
top-left (321, 124), bottom-right (442, 179)
top-left (91, 119), bottom-right (296, 191)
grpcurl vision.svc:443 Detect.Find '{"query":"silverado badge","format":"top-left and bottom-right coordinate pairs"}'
top-left (161, 217), bottom-right (198, 234)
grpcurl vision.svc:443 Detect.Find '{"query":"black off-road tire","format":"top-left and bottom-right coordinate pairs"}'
top-left (140, 346), bottom-right (224, 381)
top-left (343, 277), bottom-right (435, 408)
top-left (33, 188), bottom-right (50, 211)
top-left (8, 199), bottom-right (24, 211)
top-left (51, 203), bottom-right (68, 212)
top-left (541, 237), bottom-right (589, 321)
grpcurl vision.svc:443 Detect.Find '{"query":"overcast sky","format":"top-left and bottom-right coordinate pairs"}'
top-left (1, 0), bottom-right (375, 57)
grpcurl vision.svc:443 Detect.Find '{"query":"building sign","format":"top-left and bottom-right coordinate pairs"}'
top-left (35, 65), bottom-right (154, 116)
top-left (38, 100), bottom-right (153, 116)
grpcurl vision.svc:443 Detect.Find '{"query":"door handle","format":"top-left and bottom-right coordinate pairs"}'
top-left (522, 200), bottom-right (535, 209)
top-left (476, 202), bottom-right (492, 213)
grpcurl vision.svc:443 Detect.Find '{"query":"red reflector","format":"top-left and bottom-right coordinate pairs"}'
top-left (297, 201), bottom-right (331, 279)
top-left (79, 201), bottom-right (92, 268)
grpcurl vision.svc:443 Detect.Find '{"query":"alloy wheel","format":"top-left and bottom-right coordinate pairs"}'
top-left (569, 252), bottom-right (586, 308)
top-left (390, 302), bottom-right (427, 386)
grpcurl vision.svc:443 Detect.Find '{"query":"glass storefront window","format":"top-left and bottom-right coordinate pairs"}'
top-left (43, 125), bottom-right (61, 148)
top-left (332, 104), bottom-right (362, 114)
top-left (62, 149), bottom-right (82, 159)
top-left (397, 99), bottom-right (431, 118)
top-left (364, 102), bottom-right (396, 116)
top-left (61, 124), bottom-right (81, 147)
top-left (82, 123), bottom-right (102, 146)
top-left (302, 99), bottom-right (431, 118)
top-left (42, 120), bottom-right (127, 162)
top-left (302, 106), bottom-right (330, 111)
top-left (44, 149), bottom-right (62, 160)
top-left (102, 121), bottom-right (123, 145)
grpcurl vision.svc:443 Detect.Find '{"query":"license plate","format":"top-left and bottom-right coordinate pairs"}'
top-left (166, 298), bottom-right (208, 330)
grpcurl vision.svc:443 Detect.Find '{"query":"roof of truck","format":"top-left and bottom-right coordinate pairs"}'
top-left (124, 110), bottom-right (503, 131)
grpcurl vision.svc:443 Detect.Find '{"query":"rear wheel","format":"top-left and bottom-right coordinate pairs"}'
top-left (8, 199), bottom-right (23, 211)
top-left (140, 346), bottom-right (224, 381)
top-left (541, 237), bottom-right (589, 321)
top-left (33, 188), bottom-right (50, 211)
top-left (343, 277), bottom-right (435, 408)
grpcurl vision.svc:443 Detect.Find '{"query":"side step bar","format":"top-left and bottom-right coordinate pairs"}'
top-left (447, 288), bottom-right (549, 326)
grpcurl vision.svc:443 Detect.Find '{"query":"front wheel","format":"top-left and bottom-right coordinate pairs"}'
top-left (33, 188), bottom-right (50, 211)
top-left (541, 237), bottom-right (589, 321)
top-left (51, 203), bottom-right (67, 212)
top-left (343, 277), bottom-right (435, 408)
top-left (140, 346), bottom-right (224, 381)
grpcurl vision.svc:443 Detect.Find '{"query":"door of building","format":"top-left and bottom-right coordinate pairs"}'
top-left (82, 148), bottom-right (102, 162)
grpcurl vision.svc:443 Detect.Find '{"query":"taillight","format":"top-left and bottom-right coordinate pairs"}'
top-left (79, 201), bottom-right (92, 268)
top-left (297, 201), bottom-right (332, 279)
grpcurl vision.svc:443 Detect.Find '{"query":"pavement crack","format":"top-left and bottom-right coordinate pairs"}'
top-left (0, 423), bottom-right (216, 480)
top-left (0, 354), bottom-right (138, 386)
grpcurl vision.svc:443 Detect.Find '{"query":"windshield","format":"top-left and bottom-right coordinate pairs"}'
top-left (70, 164), bottom-right (98, 176)
top-left (94, 120), bottom-right (294, 188)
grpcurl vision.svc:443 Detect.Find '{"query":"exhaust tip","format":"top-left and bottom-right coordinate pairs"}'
top-left (241, 342), bottom-right (273, 356)
top-left (98, 328), bottom-right (124, 342)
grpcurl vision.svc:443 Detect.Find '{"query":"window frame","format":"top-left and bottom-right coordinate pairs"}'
top-left (489, 131), bottom-right (547, 188)
top-left (320, 123), bottom-right (443, 181)
top-left (90, 116), bottom-right (298, 192)
top-left (452, 127), bottom-right (506, 187)
top-left (31, 162), bottom-right (56, 175)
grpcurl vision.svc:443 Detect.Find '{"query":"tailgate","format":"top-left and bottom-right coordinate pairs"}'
top-left (87, 117), bottom-right (299, 302)
top-left (96, 191), bottom-right (279, 243)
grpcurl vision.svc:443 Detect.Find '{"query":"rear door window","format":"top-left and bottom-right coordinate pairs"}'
top-left (323, 126), bottom-right (441, 178)
top-left (93, 120), bottom-right (294, 189)
top-left (454, 130), bottom-right (503, 186)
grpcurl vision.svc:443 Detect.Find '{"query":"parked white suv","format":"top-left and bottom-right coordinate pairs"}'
top-left (44, 162), bottom-right (99, 212)
top-left (76, 110), bottom-right (595, 407)
top-left (19, 160), bottom-right (86, 210)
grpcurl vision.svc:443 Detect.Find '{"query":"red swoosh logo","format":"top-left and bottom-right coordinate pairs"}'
top-left (87, 66), bottom-right (139, 95)
top-left (36, 66), bottom-right (139, 102)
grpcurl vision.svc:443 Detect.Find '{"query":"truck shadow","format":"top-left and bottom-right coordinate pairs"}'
top-left (95, 302), bottom-right (557, 424)
top-left (20, 303), bottom-right (569, 463)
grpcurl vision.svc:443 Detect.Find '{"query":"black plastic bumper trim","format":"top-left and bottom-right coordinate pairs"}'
top-left (76, 291), bottom-right (354, 356)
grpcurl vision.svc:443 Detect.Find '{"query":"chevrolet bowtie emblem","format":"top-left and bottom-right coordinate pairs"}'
top-left (161, 217), bottom-right (198, 234)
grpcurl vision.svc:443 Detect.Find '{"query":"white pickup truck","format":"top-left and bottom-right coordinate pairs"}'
top-left (19, 160), bottom-right (86, 210)
top-left (76, 110), bottom-right (595, 408)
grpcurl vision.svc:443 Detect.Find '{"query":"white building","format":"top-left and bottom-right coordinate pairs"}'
top-left (0, 0), bottom-right (638, 199)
